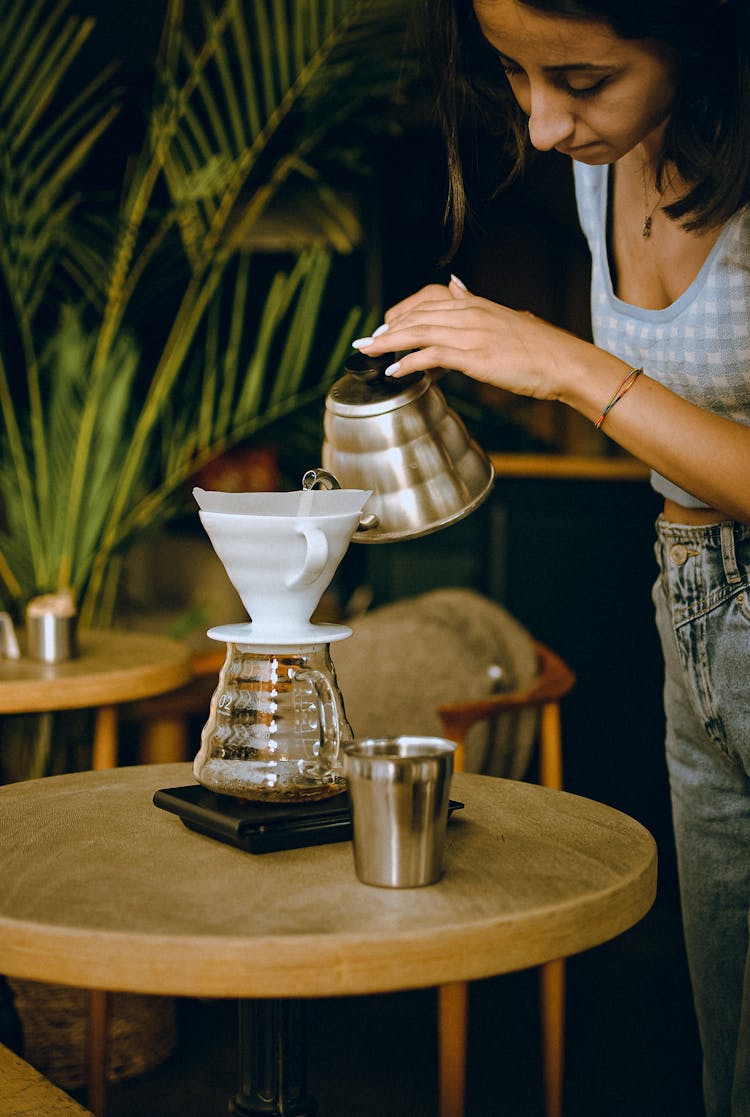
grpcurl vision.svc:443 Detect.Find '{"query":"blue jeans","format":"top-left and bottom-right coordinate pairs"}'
top-left (653, 516), bottom-right (750, 1117)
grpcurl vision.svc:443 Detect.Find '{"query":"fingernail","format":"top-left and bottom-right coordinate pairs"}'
top-left (372, 323), bottom-right (389, 337)
top-left (352, 337), bottom-right (374, 349)
top-left (450, 273), bottom-right (468, 291)
top-left (384, 361), bottom-right (401, 377)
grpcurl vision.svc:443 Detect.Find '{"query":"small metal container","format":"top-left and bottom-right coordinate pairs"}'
top-left (321, 353), bottom-right (494, 542)
top-left (26, 613), bottom-right (78, 664)
top-left (343, 736), bottom-right (456, 888)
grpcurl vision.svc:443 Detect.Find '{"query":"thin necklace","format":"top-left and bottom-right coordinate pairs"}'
top-left (640, 157), bottom-right (665, 239)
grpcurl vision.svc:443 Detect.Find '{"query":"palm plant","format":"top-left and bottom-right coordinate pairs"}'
top-left (0, 0), bottom-right (418, 627)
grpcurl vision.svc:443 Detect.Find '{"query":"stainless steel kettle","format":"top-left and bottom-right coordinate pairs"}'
top-left (319, 352), bottom-right (495, 542)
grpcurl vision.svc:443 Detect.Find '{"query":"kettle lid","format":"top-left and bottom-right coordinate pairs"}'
top-left (326, 352), bottom-right (427, 416)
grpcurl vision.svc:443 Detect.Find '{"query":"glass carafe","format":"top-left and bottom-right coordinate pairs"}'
top-left (194, 641), bottom-right (352, 802)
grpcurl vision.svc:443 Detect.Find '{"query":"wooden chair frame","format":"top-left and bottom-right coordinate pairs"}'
top-left (436, 641), bottom-right (576, 1117)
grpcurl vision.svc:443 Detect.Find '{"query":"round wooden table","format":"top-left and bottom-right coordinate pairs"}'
top-left (0, 763), bottom-right (657, 1116)
top-left (0, 629), bottom-right (191, 769)
top-left (0, 632), bottom-right (192, 1117)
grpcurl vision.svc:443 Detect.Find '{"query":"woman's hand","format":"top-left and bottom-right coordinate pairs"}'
top-left (352, 275), bottom-right (596, 404)
top-left (352, 278), bottom-right (750, 524)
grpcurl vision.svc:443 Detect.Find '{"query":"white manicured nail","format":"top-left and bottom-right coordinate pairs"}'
top-left (372, 323), bottom-right (389, 337)
top-left (352, 337), bottom-right (374, 349)
top-left (450, 273), bottom-right (468, 291)
top-left (384, 361), bottom-right (401, 377)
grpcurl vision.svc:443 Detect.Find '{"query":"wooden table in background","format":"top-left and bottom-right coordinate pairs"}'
top-left (0, 631), bottom-right (191, 1117)
top-left (0, 763), bottom-right (657, 1117)
top-left (0, 629), bottom-right (191, 770)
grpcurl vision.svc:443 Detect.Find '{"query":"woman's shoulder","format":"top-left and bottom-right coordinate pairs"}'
top-left (715, 201), bottom-right (750, 278)
top-left (732, 202), bottom-right (750, 248)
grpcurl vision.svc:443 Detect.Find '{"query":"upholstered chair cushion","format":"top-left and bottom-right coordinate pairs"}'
top-left (331, 588), bottom-right (538, 778)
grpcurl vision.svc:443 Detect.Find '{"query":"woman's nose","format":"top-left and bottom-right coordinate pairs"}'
top-left (527, 89), bottom-right (575, 152)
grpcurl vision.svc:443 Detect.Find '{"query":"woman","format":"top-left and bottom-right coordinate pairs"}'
top-left (352, 2), bottom-right (750, 1114)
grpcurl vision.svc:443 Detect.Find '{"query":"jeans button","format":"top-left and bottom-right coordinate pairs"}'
top-left (670, 543), bottom-right (690, 565)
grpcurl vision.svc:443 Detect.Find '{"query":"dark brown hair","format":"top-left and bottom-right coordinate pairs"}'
top-left (416, 0), bottom-right (750, 255)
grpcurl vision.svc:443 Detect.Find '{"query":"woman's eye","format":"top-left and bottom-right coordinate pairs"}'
top-left (494, 53), bottom-right (610, 99)
top-left (563, 76), bottom-right (608, 99)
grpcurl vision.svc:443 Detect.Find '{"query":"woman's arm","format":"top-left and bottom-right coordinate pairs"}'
top-left (353, 279), bottom-right (750, 523)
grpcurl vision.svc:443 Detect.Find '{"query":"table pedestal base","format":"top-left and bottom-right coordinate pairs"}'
top-left (229, 998), bottom-right (317, 1117)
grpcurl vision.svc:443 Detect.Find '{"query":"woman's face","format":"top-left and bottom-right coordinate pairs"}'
top-left (473, 0), bottom-right (678, 162)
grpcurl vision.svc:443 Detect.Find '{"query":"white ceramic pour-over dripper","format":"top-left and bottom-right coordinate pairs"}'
top-left (194, 487), bottom-right (371, 643)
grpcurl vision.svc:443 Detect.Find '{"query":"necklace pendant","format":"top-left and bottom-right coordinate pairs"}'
top-left (642, 215), bottom-right (652, 238)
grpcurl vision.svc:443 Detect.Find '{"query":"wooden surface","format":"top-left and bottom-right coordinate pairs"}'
top-left (0, 763), bottom-right (656, 999)
top-left (489, 452), bottom-right (650, 481)
top-left (0, 1043), bottom-right (93, 1115)
top-left (0, 631), bottom-right (191, 714)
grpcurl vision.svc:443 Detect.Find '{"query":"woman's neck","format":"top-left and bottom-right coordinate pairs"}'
top-left (607, 160), bottom-right (722, 309)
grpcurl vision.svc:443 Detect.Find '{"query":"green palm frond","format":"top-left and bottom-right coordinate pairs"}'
top-left (156, 0), bottom-right (414, 259)
top-left (0, 0), bottom-right (119, 309)
top-left (0, 0), bottom-right (119, 582)
top-left (79, 250), bottom-right (376, 621)
top-left (0, 306), bottom-right (139, 598)
top-left (0, 0), bottom-right (419, 625)
top-left (227, 172), bottom-right (363, 254)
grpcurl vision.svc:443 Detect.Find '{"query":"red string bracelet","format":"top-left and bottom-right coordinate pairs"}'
top-left (594, 366), bottom-right (643, 430)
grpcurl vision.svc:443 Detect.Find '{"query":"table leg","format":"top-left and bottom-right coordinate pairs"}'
top-left (92, 706), bottom-right (118, 770)
top-left (0, 975), bottom-right (24, 1055)
top-left (87, 989), bottom-right (109, 1117)
top-left (89, 707), bottom-right (117, 1116)
top-left (438, 981), bottom-right (468, 1117)
top-left (229, 999), bottom-right (317, 1117)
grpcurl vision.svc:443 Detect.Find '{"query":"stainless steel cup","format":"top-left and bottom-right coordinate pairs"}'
top-left (343, 736), bottom-right (456, 888)
top-left (26, 613), bottom-right (78, 663)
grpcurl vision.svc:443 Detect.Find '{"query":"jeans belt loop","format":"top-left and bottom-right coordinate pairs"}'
top-left (720, 521), bottom-right (742, 585)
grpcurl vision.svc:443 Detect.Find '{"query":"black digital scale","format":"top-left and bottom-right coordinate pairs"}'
top-left (153, 783), bottom-right (464, 855)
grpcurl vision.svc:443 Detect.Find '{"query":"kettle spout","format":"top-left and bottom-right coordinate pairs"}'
top-left (301, 469), bottom-right (380, 532)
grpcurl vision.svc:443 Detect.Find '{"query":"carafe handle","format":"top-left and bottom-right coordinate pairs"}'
top-left (296, 666), bottom-right (341, 778)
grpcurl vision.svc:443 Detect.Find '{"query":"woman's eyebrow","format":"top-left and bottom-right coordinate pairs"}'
top-left (497, 49), bottom-right (614, 73)
top-left (542, 61), bottom-right (614, 72)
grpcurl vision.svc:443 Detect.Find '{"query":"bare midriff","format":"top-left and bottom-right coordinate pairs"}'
top-left (663, 499), bottom-right (729, 525)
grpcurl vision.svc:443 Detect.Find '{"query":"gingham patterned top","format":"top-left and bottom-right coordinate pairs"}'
top-left (573, 160), bottom-right (750, 508)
